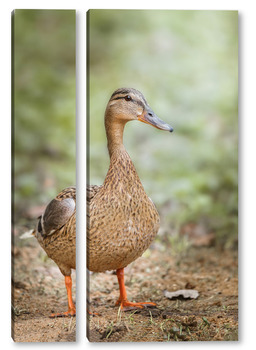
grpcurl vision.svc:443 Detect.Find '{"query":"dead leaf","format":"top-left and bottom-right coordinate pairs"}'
top-left (164, 289), bottom-right (199, 300)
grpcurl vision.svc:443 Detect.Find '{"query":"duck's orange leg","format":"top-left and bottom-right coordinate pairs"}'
top-left (115, 268), bottom-right (156, 310)
top-left (50, 275), bottom-right (76, 318)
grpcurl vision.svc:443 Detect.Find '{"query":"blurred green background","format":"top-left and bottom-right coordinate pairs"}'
top-left (13, 10), bottom-right (76, 222)
top-left (88, 10), bottom-right (238, 248)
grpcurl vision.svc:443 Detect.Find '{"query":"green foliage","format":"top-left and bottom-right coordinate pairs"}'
top-left (88, 10), bottom-right (238, 247)
top-left (13, 10), bottom-right (76, 213)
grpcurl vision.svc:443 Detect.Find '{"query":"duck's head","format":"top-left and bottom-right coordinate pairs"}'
top-left (105, 88), bottom-right (173, 132)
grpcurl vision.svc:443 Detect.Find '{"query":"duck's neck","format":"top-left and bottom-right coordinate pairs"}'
top-left (105, 120), bottom-right (126, 158)
top-left (104, 119), bottom-right (143, 191)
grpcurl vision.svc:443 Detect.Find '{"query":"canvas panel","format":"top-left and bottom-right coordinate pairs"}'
top-left (11, 9), bottom-right (76, 342)
top-left (87, 9), bottom-right (238, 342)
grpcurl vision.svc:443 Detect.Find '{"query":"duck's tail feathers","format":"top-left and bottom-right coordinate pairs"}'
top-left (20, 229), bottom-right (36, 239)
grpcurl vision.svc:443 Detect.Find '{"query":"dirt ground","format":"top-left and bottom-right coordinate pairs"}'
top-left (87, 245), bottom-right (238, 342)
top-left (12, 223), bottom-right (238, 343)
top-left (12, 234), bottom-right (76, 342)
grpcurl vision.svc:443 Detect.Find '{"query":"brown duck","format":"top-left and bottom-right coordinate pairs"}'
top-left (27, 88), bottom-right (172, 317)
top-left (88, 88), bottom-right (173, 310)
top-left (27, 186), bottom-right (76, 317)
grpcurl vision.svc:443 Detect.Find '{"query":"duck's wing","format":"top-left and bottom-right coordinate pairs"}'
top-left (38, 186), bottom-right (76, 237)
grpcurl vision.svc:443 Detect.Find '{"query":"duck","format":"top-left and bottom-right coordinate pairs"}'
top-left (87, 87), bottom-right (173, 310)
top-left (25, 88), bottom-right (173, 317)
top-left (25, 186), bottom-right (76, 317)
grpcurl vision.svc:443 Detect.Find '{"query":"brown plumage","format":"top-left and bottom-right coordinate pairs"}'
top-left (30, 87), bottom-right (173, 315)
top-left (31, 186), bottom-right (76, 317)
top-left (87, 149), bottom-right (160, 272)
top-left (87, 88), bottom-right (173, 310)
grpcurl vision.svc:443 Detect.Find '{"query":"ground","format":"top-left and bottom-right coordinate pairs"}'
top-left (12, 224), bottom-right (238, 342)
top-left (87, 246), bottom-right (238, 342)
top-left (12, 240), bottom-right (76, 342)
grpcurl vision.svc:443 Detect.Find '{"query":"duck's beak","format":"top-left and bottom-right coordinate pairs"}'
top-left (138, 107), bottom-right (174, 132)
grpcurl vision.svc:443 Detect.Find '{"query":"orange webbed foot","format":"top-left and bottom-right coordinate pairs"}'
top-left (87, 310), bottom-right (99, 317)
top-left (115, 268), bottom-right (156, 311)
top-left (50, 307), bottom-right (76, 318)
top-left (50, 275), bottom-right (76, 318)
top-left (116, 298), bottom-right (156, 311)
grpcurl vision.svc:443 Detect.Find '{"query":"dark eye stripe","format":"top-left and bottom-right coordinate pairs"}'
top-left (112, 96), bottom-right (126, 101)
top-left (111, 95), bottom-right (144, 108)
top-left (111, 88), bottom-right (131, 98)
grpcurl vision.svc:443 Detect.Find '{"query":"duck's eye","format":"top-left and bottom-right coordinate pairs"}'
top-left (124, 95), bottom-right (132, 101)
